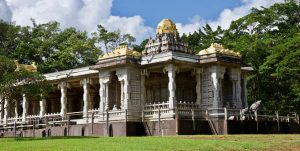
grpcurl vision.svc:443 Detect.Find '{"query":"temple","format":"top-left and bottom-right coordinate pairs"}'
top-left (1, 19), bottom-right (292, 137)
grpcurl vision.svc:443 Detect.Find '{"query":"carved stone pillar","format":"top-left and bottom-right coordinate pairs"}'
top-left (99, 71), bottom-right (111, 113)
top-left (140, 69), bottom-right (148, 109)
top-left (14, 100), bottom-right (18, 118)
top-left (99, 80), bottom-right (104, 112)
top-left (242, 75), bottom-right (248, 108)
top-left (211, 66), bottom-right (224, 108)
top-left (22, 94), bottom-right (28, 122)
top-left (164, 64), bottom-right (177, 109)
top-left (231, 69), bottom-right (242, 109)
top-left (104, 82), bottom-right (109, 111)
top-left (58, 82), bottom-right (68, 118)
top-left (236, 71), bottom-right (242, 108)
top-left (3, 97), bottom-right (8, 124)
top-left (119, 80), bottom-right (124, 109)
top-left (116, 68), bottom-right (131, 110)
top-left (81, 78), bottom-right (91, 122)
top-left (123, 76), bottom-right (130, 110)
top-left (39, 96), bottom-right (46, 117)
top-left (196, 68), bottom-right (202, 106)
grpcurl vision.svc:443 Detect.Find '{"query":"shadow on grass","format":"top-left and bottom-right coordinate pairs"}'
top-left (14, 136), bottom-right (99, 141)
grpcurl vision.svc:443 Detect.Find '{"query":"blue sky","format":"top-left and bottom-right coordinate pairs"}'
top-left (0, 0), bottom-right (283, 42)
top-left (112, 0), bottom-right (243, 28)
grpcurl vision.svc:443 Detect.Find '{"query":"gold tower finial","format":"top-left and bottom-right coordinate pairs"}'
top-left (156, 19), bottom-right (177, 35)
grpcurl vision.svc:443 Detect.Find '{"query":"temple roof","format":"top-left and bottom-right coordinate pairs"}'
top-left (98, 44), bottom-right (141, 60)
top-left (156, 19), bottom-right (178, 35)
top-left (198, 43), bottom-right (241, 57)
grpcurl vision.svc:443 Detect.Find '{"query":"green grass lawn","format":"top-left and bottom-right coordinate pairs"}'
top-left (0, 135), bottom-right (299, 151)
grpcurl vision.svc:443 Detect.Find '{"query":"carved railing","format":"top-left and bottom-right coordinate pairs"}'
top-left (177, 101), bottom-right (199, 109)
top-left (6, 116), bottom-right (22, 124)
top-left (143, 102), bottom-right (170, 116)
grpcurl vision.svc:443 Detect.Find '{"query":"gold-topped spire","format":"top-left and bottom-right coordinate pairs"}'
top-left (156, 19), bottom-right (178, 35)
top-left (197, 43), bottom-right (241, 57)
top-left (98, 44), bottom-right (141, 60)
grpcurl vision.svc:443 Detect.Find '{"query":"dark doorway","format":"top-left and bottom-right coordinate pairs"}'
top-left (222, 69), bottom-right (233, 107)
top-left (64, 127), bottom-right (68, 136)
top-left (47, 129), bottom-right (51, 137)
top-left (108, 71), bottom-right (121, 110)
top-left (42, 130), bottom-right (46, 137)
top-left (109, 124), bottom-right (113, 137)
top-left (81, 127), bottom-right (85, 136)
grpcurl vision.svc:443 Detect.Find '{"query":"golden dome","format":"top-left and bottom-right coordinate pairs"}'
top-left (156, 19), bottom-right (177, 35)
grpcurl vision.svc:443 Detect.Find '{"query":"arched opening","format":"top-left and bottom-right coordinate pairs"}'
top-left (145, 72), bottom-right (169, 104)
top-left (108, 71), bottom-right (121, 110)
top-left (222, 68), bottom-right (233, 107)
top-left (42, 130), bottom-right (46, 137)
top-left (176, 71), bottom-right (196, 103)
top-left (81, 127), bottom-right (85, 136)
top-left (47, 129), bottom-right (51, 137)
top-left (64, 127), bottom-right (68, 136)
top-left (109, 124), bottom-right (113, 137)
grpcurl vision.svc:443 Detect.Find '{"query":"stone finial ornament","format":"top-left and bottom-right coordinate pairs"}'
top-left (197, 43), bottom-right (241, 57)
top-left (15, 60), bottom-right (38, 72)
top-left (98, 44), bottom-right (141, 60)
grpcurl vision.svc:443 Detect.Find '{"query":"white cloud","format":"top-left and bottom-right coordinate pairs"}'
top-left (176, 16), bottom-right (205, 35)
top-left (0, 0), bottom-right (12, 22)
top-left (175, 0), bottom-right (284, 35)
top-left (0, 0), bottom-right (285, 42)
top-left (3, 0), bottom-right (152, 43)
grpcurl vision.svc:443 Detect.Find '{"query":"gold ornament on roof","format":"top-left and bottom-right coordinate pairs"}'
top-left (156, 19), bottom-right (178, 35)
top-left (98, 44), bottom-right (141, 60)
top-left (197, 43), bottom-right (241, 57)
top-left (15, 60), bottom-right (37, 72)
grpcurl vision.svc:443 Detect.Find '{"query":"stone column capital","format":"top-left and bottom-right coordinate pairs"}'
top-left (57, 81), bottom-right (70, 90)
top-left (163, 64), bottom-right (178, 74)
top-left (80, 78), bottom-right (92, 86)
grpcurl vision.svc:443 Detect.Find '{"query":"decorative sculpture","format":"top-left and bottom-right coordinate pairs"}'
top-left (15, 60), bottom-right (37, 72)
top-left (241, 100), bottom-right (262, 120)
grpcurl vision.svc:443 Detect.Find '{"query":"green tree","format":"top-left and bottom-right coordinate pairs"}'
top-left (222, 0), bottom-right (300, 113)
top-left (181, 24), bottom-right (223, 53)
top-left (93, 25), bottom-right (135, 53)
top-left (0, 20), bottom-right (100, 73)
top-left (0, 56), bottom-right (51, 112)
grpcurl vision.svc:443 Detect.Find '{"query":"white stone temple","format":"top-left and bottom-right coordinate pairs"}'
top-left (0, 19), bottom-right (253, 136)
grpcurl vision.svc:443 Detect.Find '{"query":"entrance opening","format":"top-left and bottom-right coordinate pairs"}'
top-left (81, 127), bottom-right (85, 136)
top-left (64, 127), bottom-right (68, 136)
top-left (145, 72), bottom-right (168, 104)
top-left (176, 71), bottom-right (196, 103)
top-left (42, 130), bottom-right (46, 137)
top-left (222, 68), bottom-right (233, 107)
top-left (47, 129), bottom-right (51, 137)
top-left (108, 71), bottom-right (121, 110)
top-left (109, 124), bottom-right (113, 137)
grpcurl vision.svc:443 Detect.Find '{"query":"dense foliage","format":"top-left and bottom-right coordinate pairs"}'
top-left (182, 0), bottom-right (300, 113)
top-left (0, 21), bottom-right (100, 73)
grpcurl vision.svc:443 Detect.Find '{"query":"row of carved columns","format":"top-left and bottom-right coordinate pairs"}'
top-left (99, 71), bottom-right (130, 113)
top-left (141, 64), bottom-right (248, 109)
top-left (0, 94), bottom-right (46, 124)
